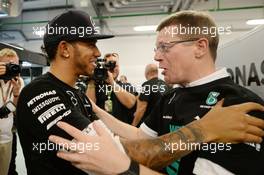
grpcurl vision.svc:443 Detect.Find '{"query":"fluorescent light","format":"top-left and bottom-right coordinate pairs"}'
top-left (80, 0), bottom-right (88, 7)
top-left (34, 30), bottom-right (45, 37)
top-left (0, 42), bottom-right (24, 50)
top-left (134, 25), bottom-right (157, 32)
top-left (22, 61), bottom-right (32, 67)
top-left (246, 19), bottom-right (264, 25)
top-left (0, 13), bottom-right (8, 17)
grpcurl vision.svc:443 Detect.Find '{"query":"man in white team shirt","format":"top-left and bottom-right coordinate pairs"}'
top-left (0, 48), bottom-right (23, 175)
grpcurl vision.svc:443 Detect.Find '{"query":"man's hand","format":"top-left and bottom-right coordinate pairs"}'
top-left (198, 99), bottom-right (264, 143)
top-left (106, 71), bottom-right (136, 109)
top-left (11, 76), bottom-right (22, 97)
top-left (106, 71), bottom-right (115, 85)
top-left (49, 101), bottom-right (264, 173)
top-left (0, 62), bottom-right (6, 76)
top-left (49, 121), bottom-right (130, 175)
top-left (122, 100), bottom-right (264, 170)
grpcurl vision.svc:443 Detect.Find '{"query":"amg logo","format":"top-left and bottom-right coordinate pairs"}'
top-left (38, 104), bottom-right (66, 123)
top-left (163, 115), bottom-right (172, 119)
top-left (47, 109), bottom-right (71, 130)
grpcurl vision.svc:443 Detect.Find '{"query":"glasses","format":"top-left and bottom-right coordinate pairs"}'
top-left (154, 39), bottom-right (199, 53)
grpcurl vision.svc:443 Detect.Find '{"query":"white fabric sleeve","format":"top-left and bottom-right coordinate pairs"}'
top-left (193, 158), bottom-right (234, 175)
top-left (139, 122), bottom-right (158, 138)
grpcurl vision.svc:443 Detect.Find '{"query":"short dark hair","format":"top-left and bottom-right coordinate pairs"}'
top-left (41, 42), bottom-right (60, 63)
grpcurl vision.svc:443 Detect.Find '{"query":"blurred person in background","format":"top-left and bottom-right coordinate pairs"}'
top-left (86, 53), bottom-right (138, 124)
top-left (0, 48), bottom-right (23, 175)
top-left (119, 75), bottom-right (128, 83)
top-left (132, 63), bottom-right (169, 127)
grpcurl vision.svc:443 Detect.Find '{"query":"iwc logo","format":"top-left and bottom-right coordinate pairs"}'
top-left (206, 91), bottom-right (220, 105)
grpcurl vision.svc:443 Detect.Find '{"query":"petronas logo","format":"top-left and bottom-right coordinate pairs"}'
top-left (206, 91), bottom-right (220, 105)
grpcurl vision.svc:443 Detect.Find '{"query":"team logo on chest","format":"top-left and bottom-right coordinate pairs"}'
top-left (206, 91), bottom-right (220, 105)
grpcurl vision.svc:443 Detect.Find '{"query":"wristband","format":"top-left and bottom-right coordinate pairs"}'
top-left (118, 159), bottom-right (140, 175)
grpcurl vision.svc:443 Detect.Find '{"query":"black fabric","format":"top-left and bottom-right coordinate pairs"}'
top-left (144, 77), bottom-right (264, 175)
top-left (8, 132), bottom-right (18, 175)
top-left (95, 81), bottom-right (137, 124)
top-left (44, 10), bottom-right (114, 47)
top-left (118, 159), bottom-right (140, 175)
top-left (17, 72), bottom-right (95, 175)
top-left (138, 77), bottom-right (168, 126)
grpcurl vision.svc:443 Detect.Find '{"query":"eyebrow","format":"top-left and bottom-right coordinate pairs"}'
top-left (156, 41), bottom-right (170, 46)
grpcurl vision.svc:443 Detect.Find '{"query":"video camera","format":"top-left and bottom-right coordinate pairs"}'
top-left (93, 58), bottom-right (116, 82)
top-left (0, 63), bottom-right (21, 80)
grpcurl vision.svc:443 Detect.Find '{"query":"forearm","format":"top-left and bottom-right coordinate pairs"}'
top-left (113, 82), bottom-right (136, 109)
top-left (13, 96), bottom-right (19, 106)
top-left (86, 83), bottom-right (96, 103)
top-left (12, 77), bottom-right (23, 106)
top-left (139, 165), bottom-right (164, 175)
top-left (132, 104), bottom-right (147, 126)
top-left (122, 120), bottom-right (207, 170)
top-left (91, 100), bottom-right (140, 140)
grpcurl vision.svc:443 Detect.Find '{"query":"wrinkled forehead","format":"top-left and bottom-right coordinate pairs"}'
top-left (156, 25), bottom-right (182, 43)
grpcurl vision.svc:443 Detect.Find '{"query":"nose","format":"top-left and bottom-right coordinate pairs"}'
top-left (154, 50), bottom-right (163, 62)
top-left (94, 46), bottom-right (101, 58)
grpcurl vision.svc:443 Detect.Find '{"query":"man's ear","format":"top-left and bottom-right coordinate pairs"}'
top-left (194, 38), bottom-right (209, 59)
top-left (57, 41), bottom-right (71, 59)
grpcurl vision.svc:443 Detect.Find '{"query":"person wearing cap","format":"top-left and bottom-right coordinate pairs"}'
top-left (48, 10), bottom-right (264, 175)
top-left (16, 10), bottom-right (116, 175)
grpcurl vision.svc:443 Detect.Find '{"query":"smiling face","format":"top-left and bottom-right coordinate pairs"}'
top-left (71, 40), bottom-right (101, 76)
top-left (154, 26), bottom-right (197, 85)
